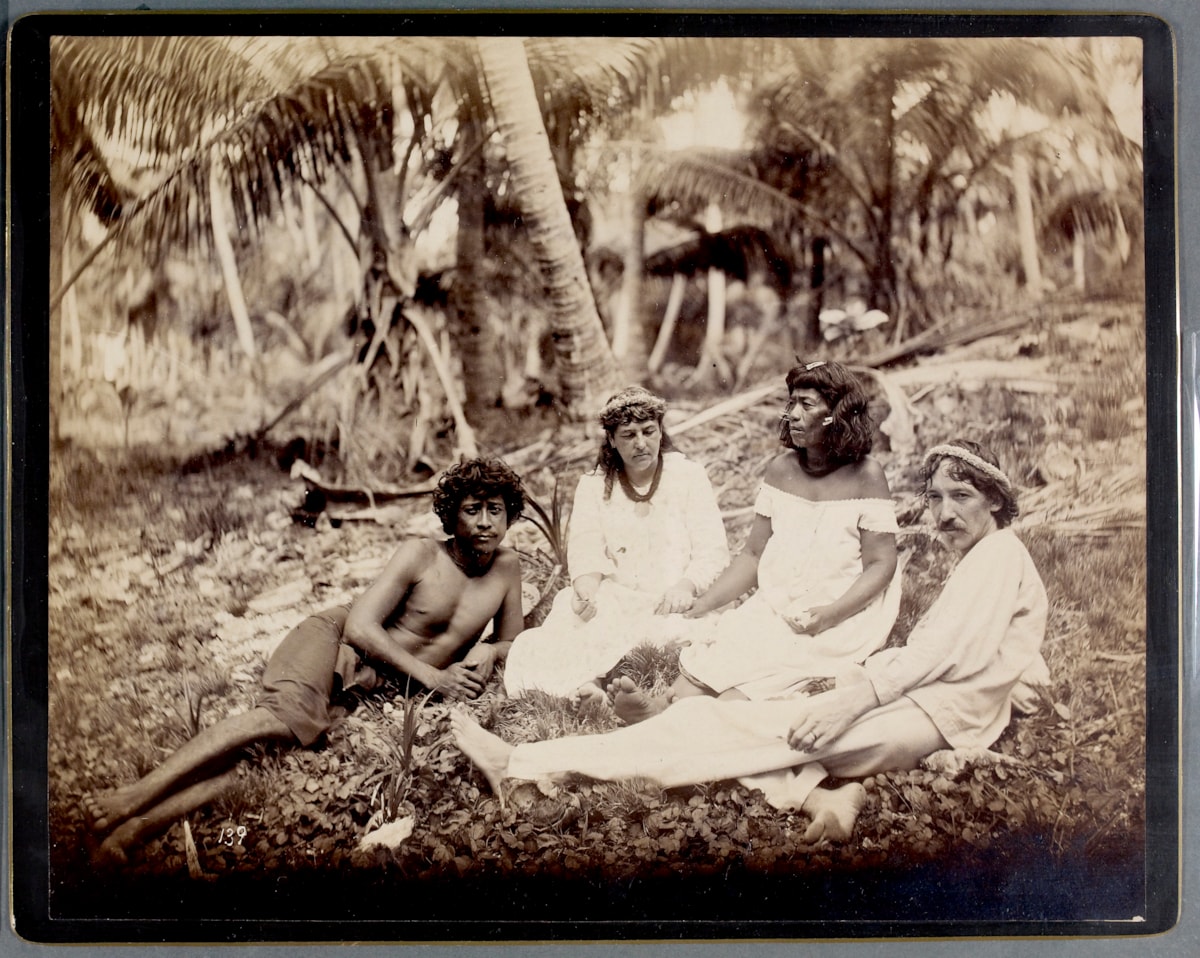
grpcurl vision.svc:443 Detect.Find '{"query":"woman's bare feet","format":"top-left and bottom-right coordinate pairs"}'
top-left (571, 681), bottom-right (608, 710)
top-left (801, 782), bottom-right (867, 842)
top-left (450, 709), bottom-right (514, 799)
top-left (607, 676), bottom-right (671, 725)
top-left (82, 787), bottom-right (142, 833)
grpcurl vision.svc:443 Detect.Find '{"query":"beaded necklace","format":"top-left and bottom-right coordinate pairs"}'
top-left (796, 449), bottom-right (838, 478)
top-left (617, 454), bottom-right (664, 507)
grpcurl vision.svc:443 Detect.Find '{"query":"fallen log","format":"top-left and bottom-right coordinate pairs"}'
top-left (300, 480), bottom-right (438, 505)
top-left (290, 460), bottom-right (438, 506)
top-left (671, 382), bottom-right (780, 437)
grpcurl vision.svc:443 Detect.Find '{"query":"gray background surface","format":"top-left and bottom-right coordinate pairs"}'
top-left (4, 0), bottom-right (1194, 953)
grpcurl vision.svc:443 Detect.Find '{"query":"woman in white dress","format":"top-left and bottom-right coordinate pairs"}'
top-left (503, 386), bottom-right (729, 699)
top-left (609, 361), bottom-right (901, 723)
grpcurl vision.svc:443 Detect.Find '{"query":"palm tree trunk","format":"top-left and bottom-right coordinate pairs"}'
top-left (612, 185), bottom-right (650, 377)
top-left (61, 206), bottom-right (83, 389)
top-left (870, 84), bottom-right (899, 315)
top-left (1011, 153), bottom-right (1043, 298)
top-left (648, 272), bottom-right (686, 373)
top-left (689, 203), bottom-right (731, 386)
top-left (807, 237), bottom-right (827, 349)
top-left (209, 162), bottom-right (257, 361)
top-left (476, 36), bottom-right (619, 418)
top-left (1072, 231), bottom-right (1087, 293)
top-left (450, 93), bottom-right (504, 414)
top-left (50, 164), bottom-right (65, 442)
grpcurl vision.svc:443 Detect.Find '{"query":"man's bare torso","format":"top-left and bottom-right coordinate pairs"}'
top-left (383, 538), bottom-right (518, 668)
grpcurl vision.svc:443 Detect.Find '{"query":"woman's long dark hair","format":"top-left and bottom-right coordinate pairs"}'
top-left (595, 386), bottom-right (677, 500)
top-left (780, 361), bottom-right (874, 466)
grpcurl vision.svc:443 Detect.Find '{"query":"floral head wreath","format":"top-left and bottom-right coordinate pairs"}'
top-left (599, 386), bottom-right (667, 425)
top-left (923, 444), bottom-right (1013, 493)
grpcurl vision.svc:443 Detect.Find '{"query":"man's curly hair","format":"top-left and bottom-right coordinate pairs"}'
top-left (432, 458), bottom-right (526, 534)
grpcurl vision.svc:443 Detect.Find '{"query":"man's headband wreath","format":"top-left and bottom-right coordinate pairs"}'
top-left (924, 444), bottom-right (1013, 493)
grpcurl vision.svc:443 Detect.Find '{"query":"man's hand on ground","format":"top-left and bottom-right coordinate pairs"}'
top-left (432, 662), bottom-right (484, 700)
top-left (461, 644), bottom-right (500, 685)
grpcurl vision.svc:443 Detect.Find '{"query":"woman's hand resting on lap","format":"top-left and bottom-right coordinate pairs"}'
top-left (784, 603), bottom-right (838, 635)
top-left (571, 579), bottom-right (600, 621)
top-left (655, 580), bottom-right (696, 615)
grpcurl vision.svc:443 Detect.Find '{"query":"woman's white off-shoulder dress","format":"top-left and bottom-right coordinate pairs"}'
top-left (678, 482), bottom-right (902, 700)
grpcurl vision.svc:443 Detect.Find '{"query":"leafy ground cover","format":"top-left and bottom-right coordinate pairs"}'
top-left (45, 306), bottom-right (1148, 918)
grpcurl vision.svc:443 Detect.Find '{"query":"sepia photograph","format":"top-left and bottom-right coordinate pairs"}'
top-left (8, 11), bottom-right (1178, 942)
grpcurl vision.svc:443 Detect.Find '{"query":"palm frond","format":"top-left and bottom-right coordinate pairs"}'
top-left (637, 150), bottom-right (871, 265)
top-left (52, 39), bottom-right (408, 267)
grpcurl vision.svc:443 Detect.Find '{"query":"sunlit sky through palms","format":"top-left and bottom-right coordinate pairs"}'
top-left (658, 80), bottom-right (747, 152)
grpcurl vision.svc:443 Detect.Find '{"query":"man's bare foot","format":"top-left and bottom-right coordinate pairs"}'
top-left (91, 817), bottom-right (142, 867)
top-left (450, 709), bottom-right (514, 800)
top-left (82, 788), bottom-right (141, 833)
top-left (801, 782), bottom-right (867, 842)
top-left (350, 664), bottom-right (379, 692)
top-left (607, 676), bottom-right (670, 726)
top-left (571, 682), bottom-right (608, 710)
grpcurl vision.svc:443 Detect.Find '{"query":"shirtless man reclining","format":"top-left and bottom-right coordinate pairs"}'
top-left (84, 457), bottom-right (526, 864)
top-left (453, 439), bottom-right (1048, 842)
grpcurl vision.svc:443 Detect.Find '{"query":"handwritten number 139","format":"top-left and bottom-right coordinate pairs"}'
top-left (221, 825), bottom-right (247, 846)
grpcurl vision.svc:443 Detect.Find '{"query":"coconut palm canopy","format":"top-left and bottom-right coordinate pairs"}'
top-left (51, 34), bottom-right (701, 439)
top-left (643, 225), bottom-right (793, 290)
top-left (626, 36), bottom-right (1142, 326)
top-left (51, 35), bottom-right (687, 268)
top-left (48, 32), bottom-right (1144, 467)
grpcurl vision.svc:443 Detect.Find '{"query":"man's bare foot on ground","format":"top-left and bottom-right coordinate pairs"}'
top-left (607, 676), bottom-right (671, 725)
top-left (801, 782), bottom-right (867, 842)
top-left (571, 682), bottom-right (608, 709)
top-left (91, 818), bottom-right (143, 867)
top-left (350, 664), bottom-right (379, 692)
top-left (450, 709), bottom-right (514, 800)
top-left (82, 788), bottom-right (141, 833)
